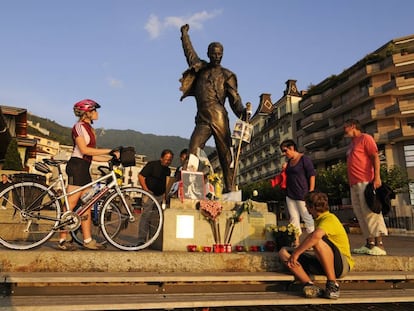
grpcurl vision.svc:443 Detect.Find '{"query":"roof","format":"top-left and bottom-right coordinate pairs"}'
top-left (0, 105), bottom-right (27, 116)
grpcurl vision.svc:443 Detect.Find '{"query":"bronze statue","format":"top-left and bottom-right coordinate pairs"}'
top-left (179, 24), bottom-right (246, 193)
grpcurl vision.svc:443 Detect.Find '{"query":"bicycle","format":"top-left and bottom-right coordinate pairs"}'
top-left (70, 165), bottom-right (123, 246)
top-left (0, 148), bottom-right (163, 251)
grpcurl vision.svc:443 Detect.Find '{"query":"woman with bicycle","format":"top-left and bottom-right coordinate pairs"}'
top-left (58, 99), bottom-right (119, 251)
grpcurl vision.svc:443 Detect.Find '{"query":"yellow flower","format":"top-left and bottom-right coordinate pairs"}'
top-left (208, 173), bottom-right (223, 184)
top-left (267, 223), bottom-right (299, 236)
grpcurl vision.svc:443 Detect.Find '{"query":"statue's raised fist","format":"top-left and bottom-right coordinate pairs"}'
top-left (181, 24), bottom-right (189, 33)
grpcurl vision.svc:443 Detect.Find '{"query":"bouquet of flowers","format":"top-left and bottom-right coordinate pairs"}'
top-left (267, 223), bottom-right (300, 250)
top-left (199, 200), bottom-right (223, 243)
top-left (224, 198), bottom-right (254, 244)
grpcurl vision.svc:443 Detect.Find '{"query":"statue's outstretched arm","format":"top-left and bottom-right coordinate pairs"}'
top-left (181, 24), bottom-right (201, 67)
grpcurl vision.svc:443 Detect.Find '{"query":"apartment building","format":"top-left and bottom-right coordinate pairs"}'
top-left (296, 34), bottom-right (414, 208)
top-left (231, 34), bottom-right (414, 228)
top-left (237, 80), bottom-right (302, 186)
top-left (0, 105), bottom-right (37, 169)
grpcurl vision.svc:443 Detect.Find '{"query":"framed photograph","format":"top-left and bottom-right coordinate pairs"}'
top-left (181, 170), bottom-right (205, 200)
top-left (232, 120), bottom-right (253, 143)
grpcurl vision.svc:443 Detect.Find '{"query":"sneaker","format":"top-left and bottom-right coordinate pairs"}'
top-left (83, 239), bottom-right (106, 250)
top-left (303, 283), bottom-right (324, 298)
top-left (57, 240), bottom-right (77, 251)
top-left (367, 246), bottom-right (387, 256)
top-left (324, 281), bottom-right (340, 299)
top-left (352, 245), bottom-right (371, 254)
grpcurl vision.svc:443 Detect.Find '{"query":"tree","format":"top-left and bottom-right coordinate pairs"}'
top-left (241, 180), bottom-right (285, 202)
top-left (316, 161), bottom-right (349, 203)
top-left (240, 162), bottom-right (411, 205)
top-left (316, 162), bottom-right (411, 203)
top-left (3, 138), bottom-right (23, 171)
top-left (380, 164), bottom-right (411, 193)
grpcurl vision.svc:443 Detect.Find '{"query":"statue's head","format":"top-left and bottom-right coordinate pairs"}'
top-left (207, 42), bottom-right (223, 66)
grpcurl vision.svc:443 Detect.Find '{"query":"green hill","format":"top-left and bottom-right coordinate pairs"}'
top-left (27, 114), bottom-right (213, 166)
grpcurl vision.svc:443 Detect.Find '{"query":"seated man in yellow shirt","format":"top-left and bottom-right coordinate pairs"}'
top-left (279, 192), bottom-right (354, 299)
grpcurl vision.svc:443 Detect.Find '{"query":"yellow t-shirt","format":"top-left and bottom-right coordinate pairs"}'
top-left (315, 211), bottom-right (355, 270)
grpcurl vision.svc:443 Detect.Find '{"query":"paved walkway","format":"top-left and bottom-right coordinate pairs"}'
top-left (348, 232), bottom-right (414, 257)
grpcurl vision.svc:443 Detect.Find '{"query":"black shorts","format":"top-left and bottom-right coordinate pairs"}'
top-left (289, 236), bottom-right (350, 279)
top-left (66, 157), bottom-right (92, 186)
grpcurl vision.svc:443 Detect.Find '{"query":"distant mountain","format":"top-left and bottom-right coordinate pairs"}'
top-left (27, 114), bottom-right (214, 166)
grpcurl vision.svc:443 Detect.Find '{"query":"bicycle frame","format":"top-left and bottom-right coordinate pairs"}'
top-left (19, 161), bottom-right (135, 232)
top-left (1, 159), bottom-right (164, 251)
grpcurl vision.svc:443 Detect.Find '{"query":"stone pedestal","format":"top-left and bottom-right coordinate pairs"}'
top-left (152, 198), bottom-right (277, 252)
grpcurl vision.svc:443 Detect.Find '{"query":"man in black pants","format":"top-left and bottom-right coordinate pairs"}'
top-left (138, 149), bottom-right (173, 244)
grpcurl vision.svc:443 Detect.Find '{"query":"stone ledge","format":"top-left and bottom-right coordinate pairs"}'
top-left (1, 249), bottom-right (413, 273)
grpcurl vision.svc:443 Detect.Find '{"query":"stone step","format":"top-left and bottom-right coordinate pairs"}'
top-left (1, 289), bottom-right (414, 311)
top-left (2, 271), bottom-right (414, 310)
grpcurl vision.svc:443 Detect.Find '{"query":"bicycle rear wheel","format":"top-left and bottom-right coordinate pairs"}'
top-left (70, 200), bottom-right (121, 246)
top-left (0, 182), bottom-right (61, 250)
top-left (100, 187), bottom-right (163, 251)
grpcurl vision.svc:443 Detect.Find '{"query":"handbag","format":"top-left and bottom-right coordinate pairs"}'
top-left (120, 147), bottom-right (136, 167)
top-left (364, 182), bottom-right (382, 213)
top-left (364, 182), bottom-right (395, 215)
top-left (270, 169), bottom-right (287, 190)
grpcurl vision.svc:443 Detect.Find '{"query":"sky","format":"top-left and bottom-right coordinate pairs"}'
top-left (1, 0), bottom-right (413, 142)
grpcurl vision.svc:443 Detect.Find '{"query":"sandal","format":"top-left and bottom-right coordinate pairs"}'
top-left (57, 240), bottom-right (77, 251)
top-left (367, 246), bottom-right (387, 256)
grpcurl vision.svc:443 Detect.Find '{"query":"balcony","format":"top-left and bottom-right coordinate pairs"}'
top-left (299, 94), bottom-right (322, 114)
top-left (393, 52), bottom-right (414, 67)
top-left (309, 146), bottom-right (348, 164)
top-left (327, 68), bottom-right (368, 97)
top-left (386, 126), bottom-right (414, 142)
top-left (301, 112), bottom-right (329, 132)
top-left (385, 99), bottom-right (414, 117)
top-left (369, 76), bottom-right (414, 97)
top-left (396, 76), bottom-right (414, 91)
top-left (302, 131), bottom-right (329, 148)
top-left (326, 126), bottom-right (344, 138)
top-left (368, 81), bottom-right (396, 96)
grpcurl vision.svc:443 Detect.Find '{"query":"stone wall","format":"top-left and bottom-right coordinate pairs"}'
top-left (153, 198), bottom-right (277, 252)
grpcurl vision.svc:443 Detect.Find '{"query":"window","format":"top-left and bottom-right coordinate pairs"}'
top-left (409, 182), bottom-right (414, 206)
top-left (404, 145), bottom-right (414, 167)
top-left (279, 104), bottom-right (286, 117)
top-left (407, 117), bottom-right (414, 128)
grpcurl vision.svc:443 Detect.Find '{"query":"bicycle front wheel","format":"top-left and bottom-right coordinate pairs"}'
top-left (100, 187), bottom-right (163, 251)
top-left (0, 182), bottom-right (61, 250)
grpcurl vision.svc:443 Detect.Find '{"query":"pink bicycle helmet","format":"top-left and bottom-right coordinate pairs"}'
top-left (73, 99), bottom-right (101, 117)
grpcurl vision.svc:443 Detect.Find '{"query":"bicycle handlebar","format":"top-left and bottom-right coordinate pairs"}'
top-left (97, 165), bottom-right (111, 176)
top-left (35, 146), bottom-right (125, 174)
